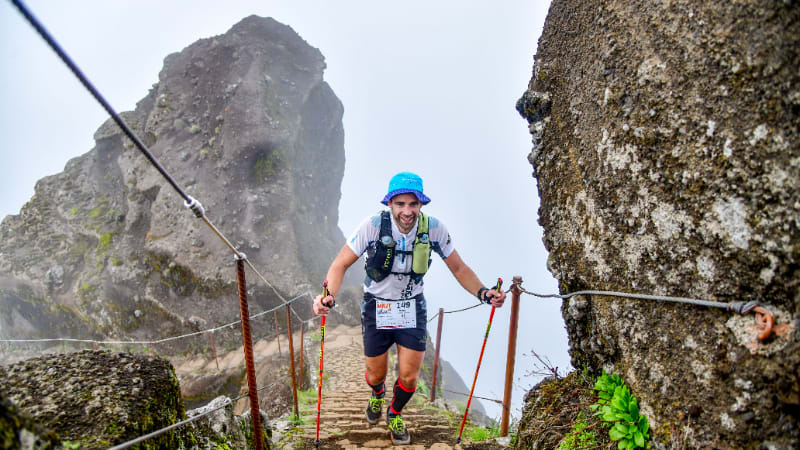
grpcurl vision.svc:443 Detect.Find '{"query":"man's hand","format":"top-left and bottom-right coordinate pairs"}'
top-left (485, 288), bottom-right (506, 308)
top-left (313, 294), bottom-right (335, 316)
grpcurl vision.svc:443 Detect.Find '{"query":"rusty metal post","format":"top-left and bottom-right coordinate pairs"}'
top-left (298, 322), bottom-right (305, 387)
top-left (235, 255), bottom-right (264, 450)
top-left (150, 343), bottom-right (156, 355)
top-left (274, 311), bottom-right (282, 355)
top-left (430, 307), bottom-right (444, 402)
top-left (209, 331), bottom-right (219, 370)
top-left (501, 276), bottom-right (523, 436)
top-left (286, 304), bottom-right (299, 418)
top-left (93, 342), bottom-right (99, 351)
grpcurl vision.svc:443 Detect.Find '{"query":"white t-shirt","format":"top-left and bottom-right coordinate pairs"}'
top-left (347, 211), bottom-right (455, 300)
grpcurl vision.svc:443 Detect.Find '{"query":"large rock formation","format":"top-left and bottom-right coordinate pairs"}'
top-left (0, 351), bottom-right (185, 448)
top-left (518, 0), bottom-right (798, 447)
top-left (0, 350), bottom-right (271, 449)
top-left (0, 16), bottom-right (358, 353)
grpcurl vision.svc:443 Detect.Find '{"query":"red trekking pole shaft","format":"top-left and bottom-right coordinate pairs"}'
top-left (314, 281), bottom-right (330, 447)
top-left (457, 278), bottom-right (502, 443)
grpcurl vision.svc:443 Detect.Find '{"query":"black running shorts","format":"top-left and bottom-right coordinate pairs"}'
top-left (361, 293), bottom-right (428, 357)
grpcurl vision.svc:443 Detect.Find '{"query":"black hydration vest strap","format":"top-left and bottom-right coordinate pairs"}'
top-left (380, 210), bottom-right (392, 235)
top-left (376, 210), bottom-right (395, 275)
top-left (365, 211), bottom-right (395, 282)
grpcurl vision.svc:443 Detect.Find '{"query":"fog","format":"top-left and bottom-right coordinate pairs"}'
top-left (0, 0), bottom-right (567, 421)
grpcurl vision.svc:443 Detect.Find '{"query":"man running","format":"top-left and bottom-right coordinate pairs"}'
top-left (312, 171), bottom-right (506, 445)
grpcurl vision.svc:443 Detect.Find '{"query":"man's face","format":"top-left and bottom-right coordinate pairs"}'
top-left (388, 193), bottom-right (421, 233)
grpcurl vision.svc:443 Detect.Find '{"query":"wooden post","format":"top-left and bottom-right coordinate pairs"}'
top-left (235, 256), bottom-right (264, 450)
top-left (274, 311), bottom-right (282, 355)
top-left (209, 331), bottom-right (219, 370)
top-left (298, 322), bottom-right (305, 387)
top-left (501, 276), bottom-right (523, 436)
top-left (286, 304), bottom-right (299, 418)
top-left (430, 307), bottom-right (444, 402)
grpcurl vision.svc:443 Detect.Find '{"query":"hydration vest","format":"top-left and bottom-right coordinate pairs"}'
top-left (365, 211), bottom-right (432, 282)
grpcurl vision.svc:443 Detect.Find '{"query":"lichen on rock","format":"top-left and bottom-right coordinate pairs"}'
top-left (0, 350), bottom-right (185, 449)
top-left (517, 0), bottom-right (799, 447)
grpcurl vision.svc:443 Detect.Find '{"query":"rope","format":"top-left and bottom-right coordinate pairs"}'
top-left (441, 388), bottom-right (503, 405)
top-left (0, 293), bottom-right (310, 346)
top-left (516, 286), bottom-right (761, 314)
top-left (428, 302), bottom-right (484, 323)
top-left (424, 281), bottom-right (765, 330)
top-left (426, 286), bottom-right (514, 323)
top-left (107, 396), bottom-right (235, 450)
top-left (106, 379), bottom-right (282, 450)
top-left (300, 315), bottom-right (320, 324)
top-left (11, 0), bottom-right (189, 204)
top-left (59, 281), bottom-right (757, 346)
top-left (287, 292), bottom-right (315, 323)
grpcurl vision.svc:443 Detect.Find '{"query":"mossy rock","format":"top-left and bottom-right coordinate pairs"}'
top-left (0, 393), bottom-right (61, 449)
top-left (0, 351), bottom-right (185, 449)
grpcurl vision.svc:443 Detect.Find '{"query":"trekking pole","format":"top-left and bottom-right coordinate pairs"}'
top-left (314, 281), bottom-right (331, 447)
top-left (457, 278), bottom-right (502, 444)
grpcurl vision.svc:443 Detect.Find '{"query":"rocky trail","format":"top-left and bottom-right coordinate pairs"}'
top-left (274, 325), bottom-right (506, 450)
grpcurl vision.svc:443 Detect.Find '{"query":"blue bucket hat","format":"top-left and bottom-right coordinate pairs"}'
top-left (381, 172), bottom-right (431, 205)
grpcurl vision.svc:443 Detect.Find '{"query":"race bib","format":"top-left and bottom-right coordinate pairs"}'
top-left (376, 299), bottom-right (417, 329)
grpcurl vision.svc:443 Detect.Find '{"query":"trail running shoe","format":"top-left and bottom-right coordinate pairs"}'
top-left (365, 395), bottom-right (384, 425)
top-left (387, 412), bottom-right (411, 445)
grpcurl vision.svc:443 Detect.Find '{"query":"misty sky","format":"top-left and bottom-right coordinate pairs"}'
top-left (0, 0), bottom-right (566, 420)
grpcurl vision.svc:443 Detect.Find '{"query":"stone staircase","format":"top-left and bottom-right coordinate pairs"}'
top-left (279, 324), bottom-right (504, 449)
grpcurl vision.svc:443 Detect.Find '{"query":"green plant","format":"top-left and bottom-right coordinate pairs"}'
top-left (251, 149), bottom-right (283, 183)
top-left (590, 371), bottom-right (650, 449)
top-left (559, 413), bottom-right (597, 449)
top-left (464, 421), bottom-right (501, 442)
top-left (415, 378), bottom-right (430, 397)
top-left (297, 388), bottom-right (317, 413)
top-left (289, 413), bottom-right (306, 426)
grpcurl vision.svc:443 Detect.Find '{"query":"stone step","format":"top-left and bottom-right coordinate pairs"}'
top-left (301, 411), bottom-right (451, 423)
top-left (313, 403), bottom-right (367, 410)
top-left (340, 444), bottom-right (454, 450)
top-left (308, 411), bottom-right (433, 421)
top-left (325, 390), bottom-right (370, 395)
top-left (300, 436), bottom-right (461, 449)
top-left (282, 327), bottom-right (500, 449)
top-left (323, 394), bottom-right (371, 400)
top-left (301, 421), bottom-right (452, 431)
